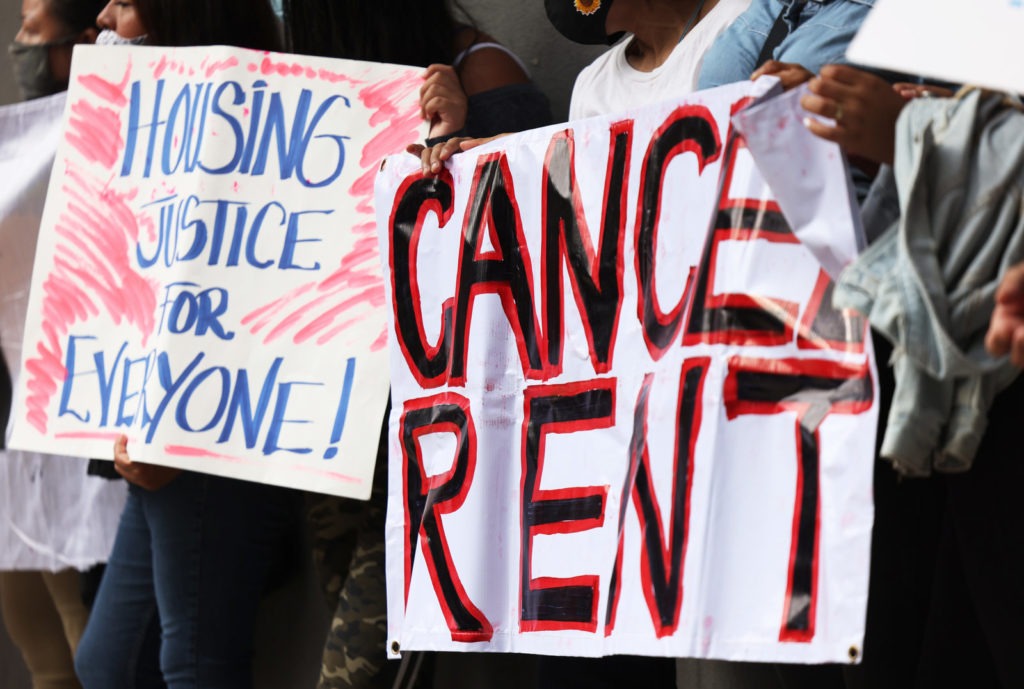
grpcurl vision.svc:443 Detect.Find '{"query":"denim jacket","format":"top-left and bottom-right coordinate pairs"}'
top-left (698, 0), bottom-right (875, 90)
top-left (835, 90), bottom-right (1024, 476)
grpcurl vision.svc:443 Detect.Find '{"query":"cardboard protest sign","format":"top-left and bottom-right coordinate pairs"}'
top-left (377, 81), bottom-right (879, 663)
top-left (0, 93), bottom-right (126, 571)
top-left (10, 46), bottom-right (426, 499)
top-left (847, 0), bottom-right (1024, 94)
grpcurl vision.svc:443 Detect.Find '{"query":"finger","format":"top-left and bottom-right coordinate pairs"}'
top-left (781, 68), bottom-right (813, 90)
top-left (1011, 326), bottom-right (1024, 368)
top-left (428, 141), bottom-right (447, 174)
top-left (751, 60), bottom-right (787, 80)
top-left (803, 116), bottom-right (844, 144)
top-left (420, 145), bottom-right (433, 176)
top-left (407, 143), bottom-right (425, 157)
top-left (439, 138), bottom-right (466, 163)
top-left (460, 134), bottom-right (507, 151)
top-left (422, 95), bottom-right (451, 121)
top-left (996, 264), bottom-right (1024, 304)
top-left (983, 311), bottom-right (1015, 354)
top-left (114, 434), bottom-right (129, 459)
top-left (808, 75), bottom-right (857, 103)
top-left (800, 92), bottom-right (842, 121)
top-left (818, 64), bottom-right (866, 87)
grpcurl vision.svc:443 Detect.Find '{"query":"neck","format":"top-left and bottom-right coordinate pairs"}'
top-left (624, 0), bottom-right (711, 72)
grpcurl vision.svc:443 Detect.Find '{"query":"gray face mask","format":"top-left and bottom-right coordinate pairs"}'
top-left (95, 30), bottom-right (148, 46)
top-left (8, 37), bottom-right (75, 101)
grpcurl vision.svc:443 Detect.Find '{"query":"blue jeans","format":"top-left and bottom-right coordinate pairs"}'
top-left (697, 0), bottom-right (875, 90)
top-left (75, 472), bottom-right (299, 689)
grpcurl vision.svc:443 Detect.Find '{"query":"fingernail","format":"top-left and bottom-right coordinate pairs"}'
top-left (803, 116), bottom-right (814, 128)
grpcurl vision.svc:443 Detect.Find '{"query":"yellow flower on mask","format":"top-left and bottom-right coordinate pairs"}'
top-left (574, 0), bottom-right (601, 15)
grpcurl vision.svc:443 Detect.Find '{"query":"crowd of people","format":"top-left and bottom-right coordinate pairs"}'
top-left (1, 0), bottom-right (1021, 688)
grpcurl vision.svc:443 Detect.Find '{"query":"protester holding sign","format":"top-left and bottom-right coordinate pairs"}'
top-left (283, 3), bottom-right (552, 688)
top-left (70, 3), bottom-right (304, 689)
top-left (818, 81), bottom-right (1024, 688)
top-left (1, 3), bottom-right (119, 689)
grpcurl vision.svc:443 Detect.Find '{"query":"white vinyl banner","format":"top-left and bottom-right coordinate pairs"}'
top-left (0, 93), bottom-right (126, 571)
top-left (377, 80), bottom-right (879, 662)
top-left (10, 46), bottom-right (426, 499)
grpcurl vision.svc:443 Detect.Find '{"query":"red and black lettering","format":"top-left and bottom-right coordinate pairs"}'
top-left (388, 171), bottom-right (456, 388)
top-left (796, 270), bottom-right (866, 353)
top-left (635, 106), bottom-right (722, 359)
top-left (683, 129), bottom-right (800, 347)
top-left (723, 357), bottom-right (873, 642)
top-left (520, 381), bottom-right (614, 633)
top-left (541, 122), bottom-right (633, 375)
top-left (451, 152), bottom-right (547, 386)
top-left (605, 360), bottom-right (709, 637)
top-left (401, 394), bottom-right (493, 642)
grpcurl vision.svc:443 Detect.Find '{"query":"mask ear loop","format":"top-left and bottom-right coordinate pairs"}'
top-left (677, 0), bottom-right (708, 44)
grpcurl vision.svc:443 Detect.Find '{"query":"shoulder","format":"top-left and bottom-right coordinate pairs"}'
top-left (454, 31), bottom-right (531, 96)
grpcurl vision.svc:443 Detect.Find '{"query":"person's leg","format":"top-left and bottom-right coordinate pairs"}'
top-left (317, 468), bottom-right (394, 689)
top-left (941, 380), bottom-right (1024, 689)
top-left (0, 570), bottom-right (80, 689)
top-left (75, 486), bottom-right (165, 689)
top-left (307, 492), bottom-right (362, 612)
top-left (148, 472), bottom-right (298, 689)
top-left (42, 569), bottom-right (91, 655)
top-left (840, 463), bottom-right (944, 689)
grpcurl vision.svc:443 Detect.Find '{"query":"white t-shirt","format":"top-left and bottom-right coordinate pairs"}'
top-left (569, 0), bottom-right (752, 121)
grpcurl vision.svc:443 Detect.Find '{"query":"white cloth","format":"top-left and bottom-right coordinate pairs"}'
top-left (569, 0), bottom-right (751, 120)
top-left (0, 92), bottom-right (126, 572)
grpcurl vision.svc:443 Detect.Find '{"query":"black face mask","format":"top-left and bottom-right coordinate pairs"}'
top-left (544, 0), bottom-right (623, 46)
top-left (8, 38), bottom-right (75, 101)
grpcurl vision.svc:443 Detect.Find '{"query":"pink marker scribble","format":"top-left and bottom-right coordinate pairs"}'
top-left (67, 65), bottom-right (133, 169)
top-left (55, 430), bottom-right (125, 441)
top-left (203, 55), bottom-right (239, 78)
top-left (242, 72), bottom-right (422, 347)
top-left (258, 56), bottom-right (364, 86)
top-left (78, 65), bottom-right (130, 108)
top-left (164, 445), bottom-right (245, 463)
top-left (23, 164), bottom-right (158, 434)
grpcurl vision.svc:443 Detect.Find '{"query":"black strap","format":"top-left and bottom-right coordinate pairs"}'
top-left (0, 346), bottom-right (11, 451)
top-left (755, 0), bottom-right (807, 69)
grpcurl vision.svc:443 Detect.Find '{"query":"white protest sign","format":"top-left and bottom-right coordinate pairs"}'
top-left (0, 93), bottom-right (126, 571)
top-left (377, 81), bottom-right (879, 662)
top-left (11, 46), bottom-right (426, 499)
top-left (847, 0), bottom-right (1024, 94)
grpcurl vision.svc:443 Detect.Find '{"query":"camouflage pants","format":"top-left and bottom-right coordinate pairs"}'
top-left (307, 448), bottom-right (397, 689)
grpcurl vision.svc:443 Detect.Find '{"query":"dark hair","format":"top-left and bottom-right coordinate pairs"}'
top-left (136, 0), bottom-right (283, 51)
top-left (282, 0), bottom-right (462, 67)
top-left (44, 0), bottom-right (107, 33)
